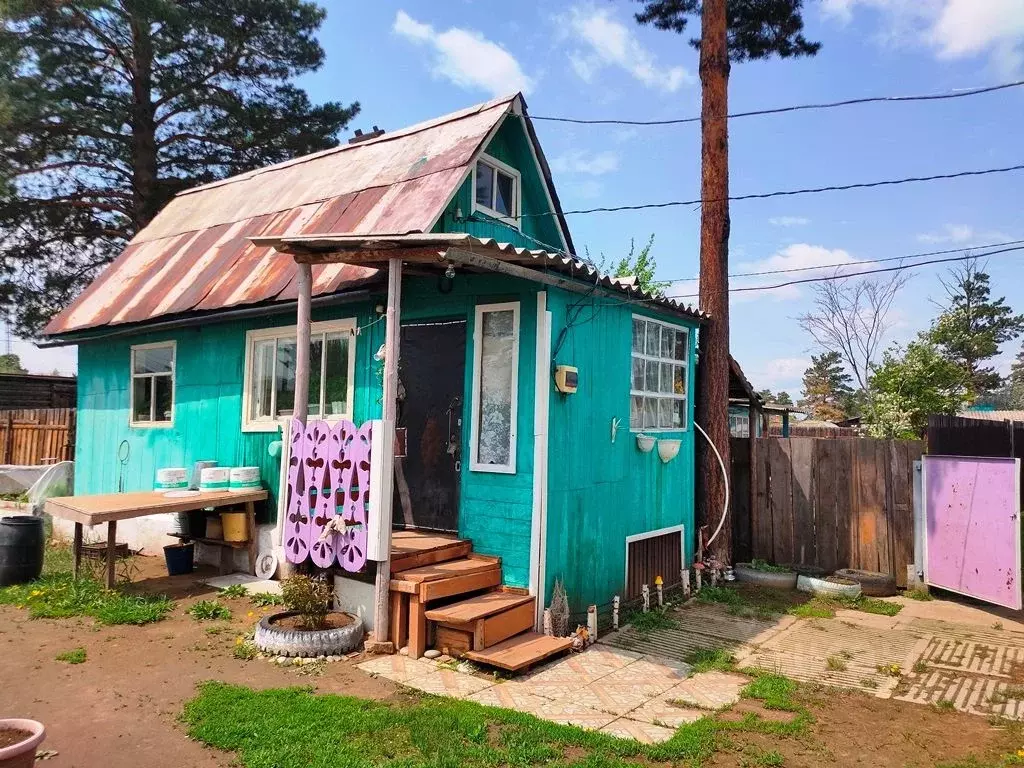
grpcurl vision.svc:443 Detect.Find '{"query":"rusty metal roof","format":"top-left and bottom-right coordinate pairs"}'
top-left (253, 232), bottom-right (708, 324)
top-left (46, 94), bottom-right (575, 336)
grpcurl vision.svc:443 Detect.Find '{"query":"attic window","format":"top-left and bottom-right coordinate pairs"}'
top-left (472, 154), bottom-right (520, 227)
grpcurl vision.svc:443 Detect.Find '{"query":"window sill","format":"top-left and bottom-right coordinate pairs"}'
top-left (241, 416), bottom-right (354, 434)
top-left (630, 428), bottom-right (689, 434)
top-left (472, 204), bottom-right (521, 230)
top-left (130, 421), bottom-right (175, 430)
top-left (470, 463), bottom-right (517, 475)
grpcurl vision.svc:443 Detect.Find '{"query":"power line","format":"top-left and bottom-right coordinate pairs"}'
top-left (664, 239), bottom-right (1024, 283)
top-left (519, 163), bottom-right (1024, 219)
top-left (532, 79), bottom-right (1024, 126)
top-left (667, 244), bottom-right (1024, 298)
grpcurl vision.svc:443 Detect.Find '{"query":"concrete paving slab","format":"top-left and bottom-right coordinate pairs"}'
top-left (358, 655), bottom-right (438, 683)
top-left (665, 671), bottom-right (747, 710)
top-left (600, 717), bottom-right (677, 743)
top-left (402, 669), bottom-right (494, 698)
top-left (626, 695), bottom-right (706, 727)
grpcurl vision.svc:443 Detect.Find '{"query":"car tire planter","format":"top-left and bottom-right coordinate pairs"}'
top-left (832, 568), bottom-right (898, 597)
top-left (254, 611), bottom-right (364, 657)
top-left (796, 574), bottom-right (862, 599)
top-left (734, 563), bottom-right (798, 590)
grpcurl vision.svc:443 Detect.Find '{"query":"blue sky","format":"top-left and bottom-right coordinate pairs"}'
top-left (21, 0), bottom-right (1024, 395)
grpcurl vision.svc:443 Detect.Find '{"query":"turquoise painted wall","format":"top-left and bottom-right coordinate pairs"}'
top-left (433, 113), bottom-right (567, 254)
top-left (74, 301), bottom-right (382, 523)
top-left (542, 289), bottom-right (699, 619)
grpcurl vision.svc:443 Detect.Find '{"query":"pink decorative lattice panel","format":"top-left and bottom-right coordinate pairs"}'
top-left (284, 419), bottom-right (374, 571)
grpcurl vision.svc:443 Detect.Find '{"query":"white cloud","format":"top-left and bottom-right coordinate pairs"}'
top-left (916, 224), bottom-right (976, 244)
top-left (550, 150), bottom-right (619, 176)
top-left (563, 4), bottom-right (693, 92)
top-left (729, 243), bottom-right (863, 302)
top-left (392, 11), bottom-right (534, 96)
top-left (748, 357), bottom-right (811, 392)
top-left (768, 216), bottom-right (810, 227)
top-left (822, 0), bottom-right (1024, 74)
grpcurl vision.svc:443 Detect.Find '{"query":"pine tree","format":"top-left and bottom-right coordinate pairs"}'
top-left (928, 259), bottom-right (1024, 396)
top-left (1, 0), bottom-right (359, 333)
top-left (799, 352), bottom-right (853, 422)
top-left (634, 0), bottom-right (819, 564)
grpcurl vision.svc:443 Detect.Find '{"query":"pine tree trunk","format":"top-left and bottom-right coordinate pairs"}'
top-left (129, 12), bottom-right (159, 230)
top-left (696, 0), bottom-right (732, 565)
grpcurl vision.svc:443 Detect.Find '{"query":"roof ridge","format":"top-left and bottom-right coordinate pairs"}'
top-left (176, 94), bottom-right (518, 199)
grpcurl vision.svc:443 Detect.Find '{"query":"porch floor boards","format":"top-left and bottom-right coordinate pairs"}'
top-left (390, 530), bottom-right (471, 573)
top-left (424, 592), bottom-right (534, 624)
top-left (465, 633), bottom-right (575, 672)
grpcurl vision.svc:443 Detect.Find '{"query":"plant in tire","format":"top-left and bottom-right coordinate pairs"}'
top-left (281, 575), bottom-right (333, 630)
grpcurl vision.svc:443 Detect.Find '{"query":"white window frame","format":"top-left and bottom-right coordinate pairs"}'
top-left (469, 301), bottom-right (520, 474)
top-left (241, 318), bottom-right (357, 433)
top-left (630, 315), bottom-right (690, 433)
top-left (471, 153), bottom-right (522, 229)
top-left (129, 341), bottom-right (176, 428)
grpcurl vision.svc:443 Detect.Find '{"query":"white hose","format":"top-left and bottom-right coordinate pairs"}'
top-left (693, 421), bottom-right (730, 549)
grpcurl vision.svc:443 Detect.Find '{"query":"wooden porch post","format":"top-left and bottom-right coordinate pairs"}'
top-left (293, 263), bottom-right (313, 423)
top-left (373, 257), bottom-right (402, 646)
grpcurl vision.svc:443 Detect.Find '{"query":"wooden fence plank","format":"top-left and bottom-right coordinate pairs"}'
top-left (789, 438), bottom-right (815, 567)
top-left (0, 408), bottom-right (75, 464)
top-left (769, 439), bottom-right (795, 566)
top-left (833, 440), bottom-right (854, 571)
top-left (813, 438), bottom-right (839, 573)
top-left (889, 441), bottom-right (920, 587)
top-left (752, 438), bottom-right (772, 561)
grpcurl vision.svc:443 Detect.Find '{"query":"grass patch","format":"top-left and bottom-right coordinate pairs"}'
top-left (626, 608), bottom-right (678, 637)
top-left (787, 594), bottom-right (902, 620)
top-left (233, 639), bottom-right (259, 661)
top-left (696, 585), bottom-right (778, 621)
top-left (0, 572), bottom-right (173, 625)
top-left (685, 647), bottom-right (737, 673)
top-left (934, 699), bottom-right (957, 711)
top-left (876, 663), bottom-right (903, 678)
top-left (55, 647), bottom-right (86, 664)
top-left (219, 584), bottom-right (249, 599)
top-left (748, 559), bottom-right (792, 574)
top-left (250, 591), bottom-right (285, 607)
top-left (185, 673), bottom-right (812, 768)
top-left (904, 588), bottom-right (934, 601)
top-left (789, 601), bottom-right (834, 619)
top-left (188, 600), bottom-right (232, 621)
top-left (825, 655), bottom-right (848, 672)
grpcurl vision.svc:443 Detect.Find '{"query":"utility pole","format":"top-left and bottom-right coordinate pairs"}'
top-left (696, 0), bottom-right (732, 565)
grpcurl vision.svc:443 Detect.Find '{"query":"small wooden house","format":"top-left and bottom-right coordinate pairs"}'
top-left (42, 94), bottom-right (705, 643)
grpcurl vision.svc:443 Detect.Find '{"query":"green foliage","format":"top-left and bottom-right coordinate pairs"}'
top-left (788, 601), bottom-right (834, 619)
top-left (233, 640), bottom-right (259, 661)
top-left (609, 234), bottom-right (669, 295)
top-left (0, 352), bottom-right (26, 373)
top-left (748, 559), bottom-right (791, 574)
top-left (928, 260), bottom-right (1024, 396)
top-left (219, 584), bottom-right (249, 599)
top-left (55, 647), bottom-right (86, 664)
top-left (0, 0), bottom-right (359, 332)
top-left (697, 585), bottom-right (748, 609)
top-left (685, 647), bottom-right (737, 673)
top-left (741, 671), bottom-right (800, 711)
top-left (625, 607), bottom-right (678, 637)
top-left (632, 0), bottom-right (821, 62)
top-left (756, 390), bottom-right (794, 406)
top-left (188, 600), bottom-right (232, 622)
top-left (799, 352), bottom-right (854, 422)
top-left (904, 588), bottom-right (934, 602)
top-left (250, 591), bottom-right (286, 607)
top-left (281, 574), bottom-right (332, 630)
top-left (868, 340), bottom-right (970, 438)
top-left (0, 571), bottom-right (172, 624)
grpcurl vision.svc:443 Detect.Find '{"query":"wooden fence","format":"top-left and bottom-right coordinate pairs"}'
top-left (731, 436), bottom-right (923, 587)
top-left (0, 408), bottom-right (76, 465)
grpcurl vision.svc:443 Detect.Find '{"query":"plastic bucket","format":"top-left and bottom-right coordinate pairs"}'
top-left (228, 466), bottom-right (260, 492)
top-left (0, 516), bottom-right (44, 587)
top-left (163, 543), bottom-right (194, 576)
top-left (205, 517), bottom-right (223, 540)
top-left (220, 512), bottom-right (247, 543)
top-left (155, 468), bottom-right (188, 491)
top-left (199, 467), bottom-right (230, 492)
top-left (189, 460), bottom-right (218, 490)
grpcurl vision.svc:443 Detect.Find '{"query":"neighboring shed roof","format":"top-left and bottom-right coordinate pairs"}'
top-left (44, 94), bottom-right (574, 337)
top-left (957, 410), bottom-right (1024, 422)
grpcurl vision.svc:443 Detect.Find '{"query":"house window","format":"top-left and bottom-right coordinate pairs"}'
top-left (243, 319), bottom-right (356, 431)
top-left (472, 154), bottom-right (521, 227)
top-left (630, 317), bottom-right (689, 431)
top-left (130, 342), bottom-right (175, 426)
top-left (470, 302), bottom-right (520, 473)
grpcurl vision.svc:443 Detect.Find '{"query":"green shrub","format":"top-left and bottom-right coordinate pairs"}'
top-left (188, 600), bottom-right (232, 621)
top-left (55, 647), bottom-right (87, 664)
top-left (281, 575), bottom-right (333, 630)
top-left (0, 572), bottom-right (172, 625)
top-left (219, 584), bottom-right (249, 599)
top-left (249, 591), bottom-right (285, 607)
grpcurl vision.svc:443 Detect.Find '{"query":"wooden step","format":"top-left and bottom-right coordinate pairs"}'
top-left (426, 593), bottom-right (536, 652)
top-left (391, 532), bottom-right (472, 573)
top-left (464, 632), bottom-right (574, 672)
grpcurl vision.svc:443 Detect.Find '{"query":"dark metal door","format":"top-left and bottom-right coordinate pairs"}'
top-left (392, 319), bottom-right (467, 532)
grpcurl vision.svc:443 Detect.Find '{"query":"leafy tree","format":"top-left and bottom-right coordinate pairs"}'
top-left (0, 352), bottom-right (26, 373)
top-left (1, 0), bottom-right (359, 333)
top-left (799, 352), bottom-right (853, 422)
top-left (868, 340), bottom-right (970, 439)
top-left (927, 259), bottom-right (1024, 396)
top-left (755, 388), bottom-right (792, 405)
top-left (634, 0), bottom-right (819, 564)
top-left (610, 234), bottom-right (669, 295)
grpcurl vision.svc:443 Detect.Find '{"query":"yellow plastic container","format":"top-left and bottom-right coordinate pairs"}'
top-left (220, 511), bottom-right (248, 543)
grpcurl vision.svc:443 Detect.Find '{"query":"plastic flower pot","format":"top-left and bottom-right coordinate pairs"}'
top-left (0, 719), bottom-right (45, 768)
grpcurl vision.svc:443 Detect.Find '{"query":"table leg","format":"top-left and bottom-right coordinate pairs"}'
top-left (245, 501), bottom-right (257, 575)
top-left (408, 592), bottom-right (427, 660)
top-left (73, 523), bottom-right (83, 579)
top-left (106, 521), bottom-right (117, 589)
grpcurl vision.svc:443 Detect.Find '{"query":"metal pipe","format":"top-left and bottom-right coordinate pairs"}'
top-left (695, 420), bottom-right (731, 549)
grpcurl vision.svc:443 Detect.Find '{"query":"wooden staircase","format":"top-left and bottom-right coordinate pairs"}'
top-left (388, 531), bottom-right (573, 672)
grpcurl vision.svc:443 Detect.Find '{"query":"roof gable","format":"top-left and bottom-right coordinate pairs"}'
top-left (45, 94), bottom-right (573, 337)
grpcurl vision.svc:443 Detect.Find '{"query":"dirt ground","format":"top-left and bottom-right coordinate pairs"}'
top-left (1, 556), bottom-right (1021, 768)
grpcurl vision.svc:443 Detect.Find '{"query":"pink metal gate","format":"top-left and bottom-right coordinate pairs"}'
top-left (923, 455), bottom-right (1021, 610)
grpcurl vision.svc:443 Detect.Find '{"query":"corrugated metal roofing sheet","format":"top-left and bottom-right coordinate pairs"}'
top-left (43, 95), bottom-right (523, 336)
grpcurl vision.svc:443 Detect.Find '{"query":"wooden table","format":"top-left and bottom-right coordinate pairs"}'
top-left (45, 489), bottom-right (268, 588)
